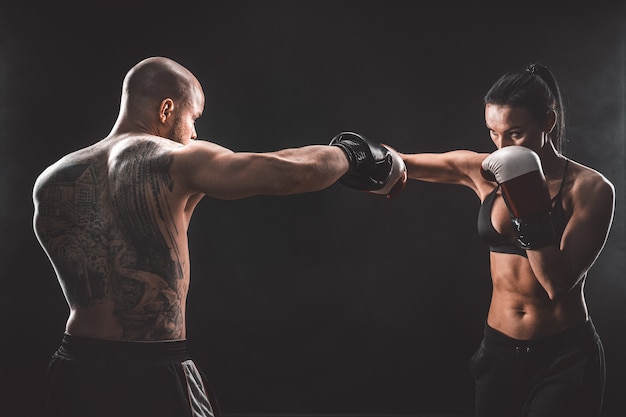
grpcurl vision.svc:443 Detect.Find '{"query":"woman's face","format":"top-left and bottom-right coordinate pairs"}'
top-left (485, 104), bottom-right (550, 154)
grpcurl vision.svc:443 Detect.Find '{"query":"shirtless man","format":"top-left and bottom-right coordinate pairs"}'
top-left (33, 56), bottom-right (406, 417)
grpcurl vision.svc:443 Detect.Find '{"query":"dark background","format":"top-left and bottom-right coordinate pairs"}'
top-left (1, 1), bottom-right (624, 416)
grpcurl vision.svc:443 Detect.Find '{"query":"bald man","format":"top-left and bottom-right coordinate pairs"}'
top-left (33, 57), bottom-right (406, 417)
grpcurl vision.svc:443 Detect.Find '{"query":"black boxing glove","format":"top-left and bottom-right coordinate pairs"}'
top-left (330, 132), bottom-right (407, 198)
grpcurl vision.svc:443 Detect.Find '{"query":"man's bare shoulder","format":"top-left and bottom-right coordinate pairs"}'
top-left (33, 143), bottom-right (101, 191)
top-left (34, 136), bottom-right (176, 188)
top-left (168, 139), bottom-right (235, 171)
top-left (170, 138), bottom-right (230, 156)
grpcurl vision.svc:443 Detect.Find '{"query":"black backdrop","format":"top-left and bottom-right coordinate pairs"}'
top-left (1, 1), bottom-right (624, 416)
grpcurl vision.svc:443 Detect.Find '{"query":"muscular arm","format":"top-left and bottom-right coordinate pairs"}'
top-left (170, 139), bottom-right (350, 199)
top-left (526, 174), bottom-right (615, 300)
top-left (401, 150), bottom-right (488, 194)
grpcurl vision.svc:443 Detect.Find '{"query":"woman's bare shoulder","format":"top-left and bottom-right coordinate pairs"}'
top-left (566, 159), bottom-right (615, 206)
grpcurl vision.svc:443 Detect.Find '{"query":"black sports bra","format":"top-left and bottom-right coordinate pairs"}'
top-left (477, 160), bottom-right (570, 257)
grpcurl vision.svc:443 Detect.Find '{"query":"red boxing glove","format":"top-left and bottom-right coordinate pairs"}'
top-left (482, 146), bottom-right (555, 249)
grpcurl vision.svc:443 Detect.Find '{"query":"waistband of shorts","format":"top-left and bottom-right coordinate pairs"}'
top-left (483, 318), bottom-right (599, 355)
top-left (58, 333), bottom-right (191, 363)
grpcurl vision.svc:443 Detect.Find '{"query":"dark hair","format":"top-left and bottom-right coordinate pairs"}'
top-left (484, 63), bottom-right (565, 153)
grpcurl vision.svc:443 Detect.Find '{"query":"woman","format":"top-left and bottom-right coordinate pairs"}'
top-left (400, 64), bottom-right (615, 416)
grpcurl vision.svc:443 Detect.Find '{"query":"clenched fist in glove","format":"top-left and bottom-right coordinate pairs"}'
top-left (330, 132), bottom-right (407, 199)
top-left (481, 146), bottom-right (555, 249)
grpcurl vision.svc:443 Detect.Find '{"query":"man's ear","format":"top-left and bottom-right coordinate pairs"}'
top-left (544, 108), bottom-right (557, 133)
top-left (159, 98), bottom-right (174, 124)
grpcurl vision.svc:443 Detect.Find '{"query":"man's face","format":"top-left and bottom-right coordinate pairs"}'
top-left (168, 85), bottom-right (204, 145)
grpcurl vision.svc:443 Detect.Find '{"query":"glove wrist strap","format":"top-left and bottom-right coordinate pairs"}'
top-left (511, 212), bottom-right (556, 250)
top-left (331, 142), bottom-right (358, 174)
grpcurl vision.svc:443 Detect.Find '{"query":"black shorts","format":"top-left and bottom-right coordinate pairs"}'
top-left (470, 319), bottom-right (605, 417)
top-left (44, 334), bottom-right (220, 417)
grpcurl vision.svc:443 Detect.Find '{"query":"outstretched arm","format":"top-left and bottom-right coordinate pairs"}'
top-left (170, 139), bottom-right (350, 200)
top-left (401, 149), bottom-right (488, 196)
